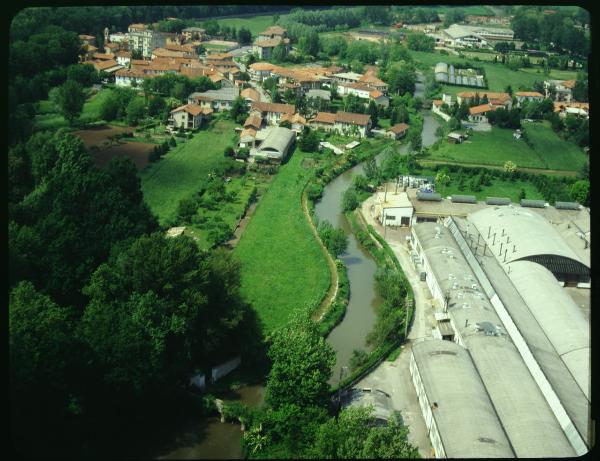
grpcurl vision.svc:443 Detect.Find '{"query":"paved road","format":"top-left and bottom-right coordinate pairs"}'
top-left (353, 195), bottom-right (437, 458)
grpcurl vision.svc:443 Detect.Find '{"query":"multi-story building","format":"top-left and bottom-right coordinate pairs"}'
top-left (128, 23), bottom-right (166, 58)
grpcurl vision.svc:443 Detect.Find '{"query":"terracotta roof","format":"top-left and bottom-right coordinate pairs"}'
top-left (95, 59), bottom-right (122, 71)
top-left (369, 90), bottom-right (385, 99)
top-left (290, 113), bottom-right (307, 125)
top-left (84, 45), bottom-right (98, 53)
top-left (251, 101), bottom-right (295, 115)
top-left (129, 23), bottom-right (146, 30)
top-left (116, 68), bottom-right (153, 79)
top-left (254, 38), bottom-right (289, 48)
top-left (152, 48), bottom-right (187, 58)
top-left (389, 122), bottom-right (409, 134)
top-left (79, 34), bottom-right (95, 40)
top-left (241, 88), bottom-right (261, 102)
top-left (180, 67), bottom-right (216, 78)
top-left (261, 26), bottom-right (286, 36)
top-left (335, 111), bottom-right (371, 126)
top-left (311, 112), bottom-right (337, 124)
top-left (115, 51), bottom-right (132, 58)
top-left (562, 79), bottom-right (576, 89)
top-left (432, 99), bottom-right (444, 107)
top-left (171, 103), bottom-right (205, 116)
top-left (469, 103), bottom-right (498, 115)
top-left (131, 59), bottom-right (150, 66)
top-left (457, 91), bottom-right (510, 102)
top-left (515, 91), bottom-right (544, 97)
top-left (105, 42), bottom-right (119, 49)
top-left (359, 74), bottom-right (387, 86)
top-left (553, 101), bottom-right (589, 112)
top-left (250, 62), bottom-right (278, 71)
top-left (93, 52), bottom-right (115, 60)
top-left (165, 43), bottom-right (196, 53)
top-left (240, 127), bottom-right (257, 139)
top-left (209, 74), bottom-right (227, 83)
top-left (206, 52), bottom-right (233, 61)
top-left (244, 114), bottom-right (262, 129)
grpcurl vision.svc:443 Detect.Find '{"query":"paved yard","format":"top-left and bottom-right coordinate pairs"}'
top-left (352, 195), bottom-right (437, 457)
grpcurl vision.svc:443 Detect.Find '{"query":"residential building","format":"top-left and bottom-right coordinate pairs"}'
top-left (239, 127), bottom-right (257, 148)
top-left (369, 90), bottom-right (390, 107)
top-left (115, 51), bottom-right (132, 67)
top-left (115, 67), bottom-right (151, 87)
top-left (306, 89), bottom-right (331, 102)
top-left (182, 27), bottom-right (206, 42)
top-left (280, 112), bottom-right (307, 133)
top-left (257, 26), bottom-right (287, 42)
top-left (252, 37), bottom-right (290, 60)
top-left (79, 34), bottom-right (96, 46)
top-left (544, 79), bottom-right (576, 102)
top-left (241, 87), bottom-right (262, 103)
top-left (468, 103), bottom-right (499, 123)
top-left (332, 71), bottom-right (363, 85)
top-left (309, 111), bottom-right (372, 138)
top-left (108, 32), bottom-right (128, 44)
top-left (248, 62), bottom-right (278, 82)
top-left (105, 42), bottom-right (120, 54)
top-left (358, 73), bottom-right (388, 93)
top-left (128, 23), bottom-right (166, 58)
top-left (251, 101), bottom-right (295, 125)
top-left (187, 87), bottom-right (240, 111)
top-left (85, 59), bottom-right (123, 75)
top-left (456, 91), bottom-right (512, 109)
top-left (152, 48), bottom-right (188, 59)
top-left (387, 122), bottom-right (410, 140)
top-left (553, 101), bottom-right (589, 119)
top-left (515, 91), bottom-right (544, 106)
top-left (169, 104), bottom-right (213, 130)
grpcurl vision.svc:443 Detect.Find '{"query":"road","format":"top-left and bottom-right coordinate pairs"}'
top-left (351, 195), bottom-right (437, 458)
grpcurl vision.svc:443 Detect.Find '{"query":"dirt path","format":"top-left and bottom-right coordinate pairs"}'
top-left (226, 201), bottom-right (258, 248)
top-left (301, 190), bottom-right (339, 322)
top-left (420, 159), bottom-right (580, 176)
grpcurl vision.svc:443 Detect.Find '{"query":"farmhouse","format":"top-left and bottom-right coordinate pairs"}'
top-left (554, 101), bottom-right (589, 119)
top-left (169, 104), bottom-right (213, 130)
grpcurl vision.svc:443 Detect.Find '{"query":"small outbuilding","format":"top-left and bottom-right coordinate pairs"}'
top-left (447, 132), bottom-right (465, 144)
top-left (374, 190), bottom-right (414, 227)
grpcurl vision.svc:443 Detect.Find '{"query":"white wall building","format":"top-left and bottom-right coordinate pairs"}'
top-left (373, 190), bottom-right (414, 227)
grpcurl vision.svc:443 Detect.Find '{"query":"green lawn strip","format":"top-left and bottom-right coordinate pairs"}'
top-left (234, 149), bottom-right (330, 334)
top-left (428, 127), bottom-right (528, 166)
top-left (520, 68), bottom-right (579, 80)
top-left (522, 121), bottom-right (586, 171)
top-left (140, 119), bottom-right (238, 224)
top-left (434, 178), bottom-right (544, 202)
top-left (214, 15), bottom-right (276, 36)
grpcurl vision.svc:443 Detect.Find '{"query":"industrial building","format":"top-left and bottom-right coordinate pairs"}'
top-left (373, 191), bottom-right (414, 227)
top-left (407, 210), bottom-right (590, 457)
top-left (249, 126), bottom-right (295, 162)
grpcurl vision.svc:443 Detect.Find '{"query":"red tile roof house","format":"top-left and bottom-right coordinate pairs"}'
top-left (387, 122), bottom-right (410, 140)
top-left (457, 91), bottom-right (513, 110)
top-left (468, 103), bottom-right (500, 123)
top-left (309, 111), bottom-right (372, 138)
top-left (251, 101), bottom-right (295, 125)
top-left (169, 104), bottom-right (213, 130)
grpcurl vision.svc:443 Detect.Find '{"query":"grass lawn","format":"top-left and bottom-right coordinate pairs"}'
top-left (520, 67), bottom-right (579, 81)
top-left (234, 149), bottom-right (330, 334)
top-left (34, 88), bottom-right (113, 131)
top-left (140, 119), bottom-right (238, 224)
top-left (411, 50), bottom-right (578, 94)
top-left (215, 15), bottom-right (276, 37)
top-left (429, 5), bottom-right (494, 15)
top-left (427, 121), bottom-right (585, 172)
top-left (434, 177), bottom-right (544, 202)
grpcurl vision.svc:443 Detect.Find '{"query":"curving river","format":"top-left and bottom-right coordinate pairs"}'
top-left (149, 73), bottom-right (440, 459)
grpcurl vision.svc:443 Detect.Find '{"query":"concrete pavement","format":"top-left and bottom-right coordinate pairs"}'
top-left (353, 194), bottom-right (437, 457)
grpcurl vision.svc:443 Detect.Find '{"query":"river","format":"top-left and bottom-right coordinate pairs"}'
top-left (316, 72), bottom-right (439, 384)
top-left (150, 73), bottom-right (440, 460)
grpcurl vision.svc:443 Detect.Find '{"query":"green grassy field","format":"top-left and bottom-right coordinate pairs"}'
top-left (411, 50), bottom-right (579, 94)
top-left (433, 177), bottom-right (544, 202)
top-left (215, 15), bottom-right (276, 37)
top-left (34, 88), bottom-right (113, 131)
top-left (234, 149), bottom-right (330, 334)
top-left (140, 119), bottom-right (238, 224)
top-left (427, 121), bottom-right (585, 172)
top-left (429, 5), bottom-right (494, 15)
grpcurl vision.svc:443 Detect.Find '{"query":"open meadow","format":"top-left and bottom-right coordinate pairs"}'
top-left (426, 121), bottom-right (586, 172)
top-left (234, 149), bottom-right (330, 334)
top-left (140, 119), bottom-right (238, 224)
top-left (215, 14), bottom-right (277, 36)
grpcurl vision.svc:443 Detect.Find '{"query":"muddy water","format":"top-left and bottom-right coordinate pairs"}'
top-left (152, 385), bottom-right (264, 460)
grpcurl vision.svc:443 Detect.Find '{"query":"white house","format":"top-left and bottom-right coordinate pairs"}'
top-left (515, 91), bottom-right (544, 106)
top-left (374, 190), bottom-right (414, 227)
top-left (251, 101), bottom-right (295, 125)
top-left (169, 104), bottom-right (213, 130)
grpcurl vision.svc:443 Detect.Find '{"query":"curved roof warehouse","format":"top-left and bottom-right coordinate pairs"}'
top-left (252, 126), bottom-right (295, 161)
